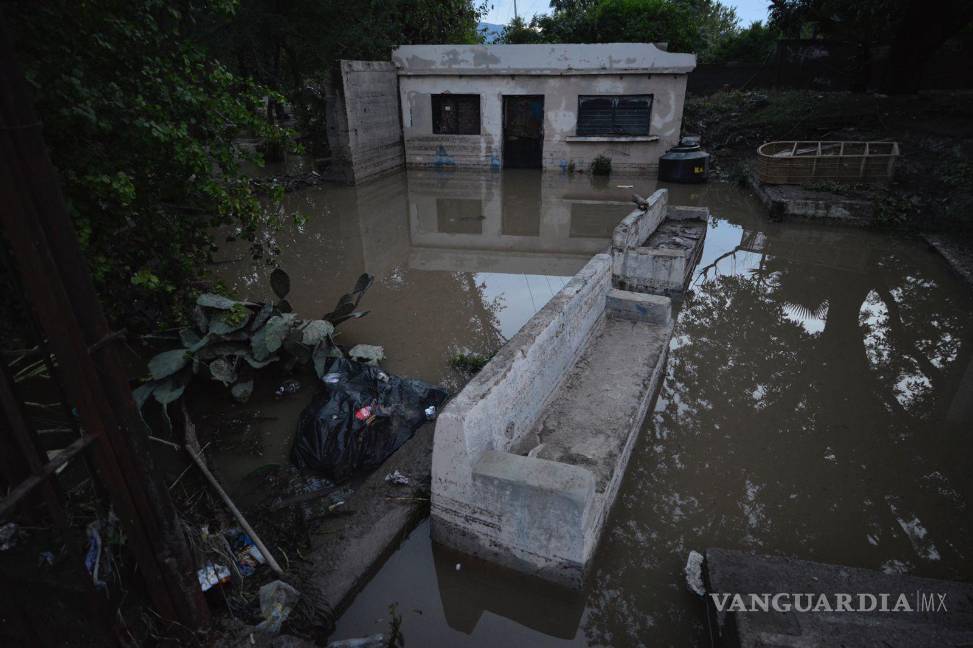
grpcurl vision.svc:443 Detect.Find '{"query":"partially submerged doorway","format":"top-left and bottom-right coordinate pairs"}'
top-left (502, 95), bottom-right (544, 169)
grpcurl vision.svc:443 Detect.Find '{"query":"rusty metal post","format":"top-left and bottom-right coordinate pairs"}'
top-left (0, 14), bottom-right (207, 627)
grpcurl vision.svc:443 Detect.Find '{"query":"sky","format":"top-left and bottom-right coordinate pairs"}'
top-left (482, 0), bottom-right (770, 27)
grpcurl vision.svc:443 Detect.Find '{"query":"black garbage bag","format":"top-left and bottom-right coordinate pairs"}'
top-left (291, 357), bottom-right (449, 481)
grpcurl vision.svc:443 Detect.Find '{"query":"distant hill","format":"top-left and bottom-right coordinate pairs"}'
top-left (477, 22), bottom-right (504, 44)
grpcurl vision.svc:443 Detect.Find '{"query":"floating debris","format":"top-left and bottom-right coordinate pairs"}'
top-left (384, 470), bottom-right (411, 487)
top-left (684, 550), bottom-right (706, 596)
top-left (0, 522), bottom-right (17, 551)
top-left (276, 379), bottom-right (303, 397)
top-left (327, 635), bottom-right (386, 648)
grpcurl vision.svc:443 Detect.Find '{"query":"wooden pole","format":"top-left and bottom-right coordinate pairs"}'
top-left (182, 406), bottom-right (284, 577)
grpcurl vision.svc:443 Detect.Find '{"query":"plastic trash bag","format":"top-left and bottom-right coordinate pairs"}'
top-left (255, 580), bottom-right (300, 634)
top-left (291, 357), bottom-right (448, 481)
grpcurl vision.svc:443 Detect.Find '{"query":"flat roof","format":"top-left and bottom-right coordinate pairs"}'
top-left (391, 43), bottom-right (696, 76)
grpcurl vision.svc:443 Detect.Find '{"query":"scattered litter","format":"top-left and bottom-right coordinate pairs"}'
top-left (881, 559), bottom-right (911, 575)
top-left (424, 405), bottom-right (438, 420)
top-left (321, 372), bottom-right (343, 384)
top-left (276, 379), bottom-right (303, 397)
top-left (197, 563), bottom-right (232, 591)
top-left (327, 634), bottom-right (386, 648)
top-left (0, 522), bottom-right (17, 551)
top-left (348, 344), bottom-right (385, 366)
top-left (293, 357), bottom-right (449, 481)
top-left (255, 580), bottom-right (300, 634)
top-left (38, 551), bottom-right (55, 566)
top-left (684, 550), bottom-right (706, 596)
top-left (225, 528), bottom-right (266, 577)
top-left (616, 184), bottom-right (634, 188)
top-left (384, 470), bottom-right (411, 487)
top-left (84, 521), bottom-right (109, 591)
top-left (455, 563), bottom-right (461, 571)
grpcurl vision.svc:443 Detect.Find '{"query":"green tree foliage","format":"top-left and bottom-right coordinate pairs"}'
top-left (768, 0), bottom-right (973, 92)
top-left (517, 0), bottom-right (746, 60)
top-left (499, 16), bottom-right (546, 44)
top-left (703, 21), bottom-right (780, 63)
top-left (216, 0), bottom-right (487, 155)
top-left (7, 0), bottom-right (293, 330)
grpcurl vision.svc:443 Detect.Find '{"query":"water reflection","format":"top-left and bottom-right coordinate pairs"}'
top-left (581, 207), bottom-right (973, 646)
top-left (212, 169), bottom-right (651, 483)
top-left (331, 177), bottom-right (973, 647)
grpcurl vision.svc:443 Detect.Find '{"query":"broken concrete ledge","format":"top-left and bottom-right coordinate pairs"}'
top-left (704, 548), bottom-right (973, 648)
top-left (747, 172), bottom-right (875, 224)
top-left (611, 188), bottom-right (709, 295)
top-left (298, 424), bottom-right (435, 630)
top-left (430, 253), bottom-right (673, 587)
top-left (922, 233), bottom-right (973, 289)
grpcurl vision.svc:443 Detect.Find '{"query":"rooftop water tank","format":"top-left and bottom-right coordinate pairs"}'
top-left (659, 136), bottom-right (709, 184)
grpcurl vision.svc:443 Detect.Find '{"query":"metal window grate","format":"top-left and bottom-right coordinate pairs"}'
top-left (577, 95), bottom-right (653, 136)
top-left (432, 94), bottom-right (481, 135)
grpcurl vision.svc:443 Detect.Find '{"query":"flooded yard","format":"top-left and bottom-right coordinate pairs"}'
top-left (215, 169), bottom-right (973, 646)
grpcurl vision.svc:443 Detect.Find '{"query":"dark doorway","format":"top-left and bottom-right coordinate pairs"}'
top-left (502, 95), bottom-right (544, 169)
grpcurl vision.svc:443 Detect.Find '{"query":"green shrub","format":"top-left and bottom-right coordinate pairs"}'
top-left (591, 155), bottom-right (613, 176)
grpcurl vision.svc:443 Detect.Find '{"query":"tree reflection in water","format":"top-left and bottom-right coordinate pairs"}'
top-left (582, 218), bottom-right (973, 647)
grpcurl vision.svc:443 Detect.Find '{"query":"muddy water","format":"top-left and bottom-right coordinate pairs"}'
top-left (215, 169), bottom-right (973, 646)
top-left (211, 169), bottom-right (647, 485)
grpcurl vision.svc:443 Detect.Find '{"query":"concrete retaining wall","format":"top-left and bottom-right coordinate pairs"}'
top-left (431, 254), bottom-right (611, 583)
top-left (612, 189), bottom-right (709, 295)
top-left (330, 61), bottom-right (405, 184)
top-left (431, 252), bottom-right (674, 586)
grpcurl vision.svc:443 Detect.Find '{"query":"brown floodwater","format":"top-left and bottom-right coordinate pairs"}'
top-left (214, 168), bottom-right (973, 647)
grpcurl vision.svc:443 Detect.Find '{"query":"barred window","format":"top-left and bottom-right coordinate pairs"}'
top-left (432, 94), bottom-right (481, 135)
top-left (576, 95), bottom-right (653, 136)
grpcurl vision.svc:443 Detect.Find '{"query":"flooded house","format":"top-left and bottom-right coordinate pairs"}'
top-left (327, 44), bottom-right (697, 182)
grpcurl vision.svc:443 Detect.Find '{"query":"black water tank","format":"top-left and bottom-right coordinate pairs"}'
top-left (658, 136), bottom-right (709, 183)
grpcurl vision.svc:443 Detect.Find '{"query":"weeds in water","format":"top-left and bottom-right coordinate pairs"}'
top-left (449, 352), bottom-right (493, 375)
top-left (386, 603), bottom-right (405, 647)
top-left (591, 155), bottom-right (612, 176)
top-left (727, 161), bottom-right (753, 187)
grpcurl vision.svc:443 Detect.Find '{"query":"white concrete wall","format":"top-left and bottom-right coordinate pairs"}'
top-left (392, 43), bottom-right (696, 75)
top-left (430, 254), bottom-right (612, 584)
top-left (391, 44), bottom-right (695, 173)
top-left (397, 73), bottom-right (689, 173)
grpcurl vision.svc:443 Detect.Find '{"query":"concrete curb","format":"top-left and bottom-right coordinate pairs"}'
top-left (298, 424), bottom-right (436, 630)
top-left (922, 233), bottom-right (973, 290)
top-left (747, 172), bottom-right (875, 225)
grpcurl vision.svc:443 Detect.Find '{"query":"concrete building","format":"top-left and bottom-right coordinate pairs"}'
top-left (392, 44), bottom-right (696, 173)
top-left (327, 44), bottom-right (697, 183)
